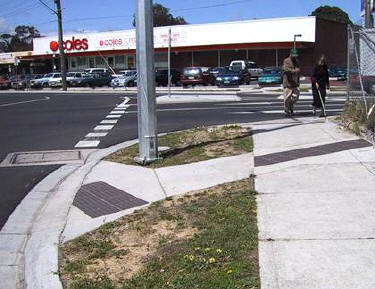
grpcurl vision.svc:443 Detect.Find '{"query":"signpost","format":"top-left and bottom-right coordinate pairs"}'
top-left (168, 28), bottom-right (171, 98)
top-left (135, 0), bottom-right (159, 165)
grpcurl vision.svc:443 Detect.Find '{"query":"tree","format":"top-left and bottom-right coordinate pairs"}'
top-left (0, 25), bottom-right (40, 52)
top-left (310, 6), bottom-right (352, 25)
top-left (133, 3), bottom-right (188, 27)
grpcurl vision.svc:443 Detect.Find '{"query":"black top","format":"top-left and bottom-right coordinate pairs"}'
top-left (311, 64), bottom-right (330, 88)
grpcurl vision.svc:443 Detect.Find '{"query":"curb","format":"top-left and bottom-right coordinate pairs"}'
top-left (19, 122), bottom-right (256, 289)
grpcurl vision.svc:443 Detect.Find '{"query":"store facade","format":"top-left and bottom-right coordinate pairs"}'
top-left (27, 16), bottom-right (347, 76)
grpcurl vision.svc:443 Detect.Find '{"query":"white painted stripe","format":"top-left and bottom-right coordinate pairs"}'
top-left (75, 140), bottom-right (100, 148)
top-left (262, 109), bottom-right (343, 114)
top-left (216, 102), bottom-right (272, 106)
top-left (110, 110), bottom-right (125, 114)
top-left (0, 96), bottom-right (50, 107)
top-left (85, 132), bottom-right (108, 138)
top-left (100, 120), bottom-right (118, 124)
top-left (106, 114), bottom-right (122, 118)
top-left (117, 97), bottom-right (130, 107)
top-left (116, 104), bottom-right (131, 109)
top-left (94, 125), bottom-right (114, 130)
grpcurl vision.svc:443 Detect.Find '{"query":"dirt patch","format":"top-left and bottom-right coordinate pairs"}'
top-left (59, 178), bottom-right (258, 289)
top-left (104, 125), bottom-right (253, 168)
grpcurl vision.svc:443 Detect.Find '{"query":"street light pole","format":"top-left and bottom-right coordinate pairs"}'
top-left (135, 0), bottom-right (159, 165)
top-left (54, 0), bottom-right (67, 91)
top-left (293, 34), bottom-right (302, 51)
top-left (168, 28), bottom-right (171, 98)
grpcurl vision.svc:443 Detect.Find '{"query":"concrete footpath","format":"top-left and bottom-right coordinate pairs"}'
top-left (253, 118), bottom-right (375, 289)
top-left (1, 116), bottom-right (374, 289)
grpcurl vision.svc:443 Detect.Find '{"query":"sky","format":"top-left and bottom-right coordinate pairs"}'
top-left (0, 0), bottom-right (362, 35)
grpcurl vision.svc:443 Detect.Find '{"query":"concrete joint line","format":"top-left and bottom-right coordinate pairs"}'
top-left (152, 169), bottom-right (168, 198)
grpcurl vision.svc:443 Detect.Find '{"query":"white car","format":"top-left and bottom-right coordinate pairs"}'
top-left (30, 73), bottom-right (61, 88)
top-left (230, 60), bottom-right (263, 79)
top-left (111, 71), bottom-right (137, 88)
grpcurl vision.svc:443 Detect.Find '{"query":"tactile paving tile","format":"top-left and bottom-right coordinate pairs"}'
top-left (255, 139), bottom-right (372, 167)
top-left (73, 181), bottom-right (148, 218)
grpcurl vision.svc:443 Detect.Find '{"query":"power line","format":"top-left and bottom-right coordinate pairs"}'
top-left (37, 0), bottom-right (56, 15)
top-left (172, 0), bottom-right (253, 12)
top-left (0, 3), bottom-right (43, 18)
top-left (34, 0), bottom-right (253, 27)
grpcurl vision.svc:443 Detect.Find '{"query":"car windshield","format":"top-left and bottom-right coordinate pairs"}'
top-left (67, 73), bottom-right (76, 77)
top-left (53, 74), bottom-right (61, 78)
top-left (229, 65), bottom-right (242, 72)
top-left (124, 71), bottom-right (136, 76)
top-left (231, 62), bottom-right (243, 68)
top-left (44, 74), bottom-right (52, 78)
top-left (262, 67), bottom-right (281, 74)
top-left (184, 68), bottom-right (201, 76)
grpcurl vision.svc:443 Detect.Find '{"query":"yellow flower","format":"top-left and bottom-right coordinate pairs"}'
top-left (189, 255), bottom-right (195, 261)
top-left (204, 248), bottom-right (211, 252)
top-left (194, 247), bottom-right (201, 251)
top-left (227, 269), bottom-right (233, 274)
top-left (216, 249), bottom-right (222, 253)
top-left (209, 257), bottom-right (216, 263)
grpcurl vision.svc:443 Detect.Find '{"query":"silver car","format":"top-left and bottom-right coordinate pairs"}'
top-left (111, 71), bottom-right (137, 88)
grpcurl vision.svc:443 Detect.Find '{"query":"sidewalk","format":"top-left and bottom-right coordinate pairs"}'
top-left (1, 117), bottom-right (374, 289)
top-left (253, 118), bottom-right (375, 289)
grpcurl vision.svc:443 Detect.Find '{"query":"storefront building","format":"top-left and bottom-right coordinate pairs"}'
top-left (19, 16), bottom-right (349, 75)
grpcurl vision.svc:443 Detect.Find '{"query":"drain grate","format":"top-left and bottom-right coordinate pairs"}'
top-left (73, 181), bottom-right (148, 218)
top-left (0, 150), bottom-right (93, 167)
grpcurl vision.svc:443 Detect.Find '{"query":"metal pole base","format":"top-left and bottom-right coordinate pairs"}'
top-left (134, 156), bottom-right (162, 166)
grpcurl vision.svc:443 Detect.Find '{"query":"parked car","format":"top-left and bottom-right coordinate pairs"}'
top-left (258, 67), bottom-right (283, 85)
top-left (0, 75), bottom-right (11, 89)
top-left (155, 68), bottom-right (181, 86)
top-left (215, 66), bottom-right (251, 86)
top-left (180, 67), bottom-right (212, 87)
top-left (49, 72), bottom-right (86, 87)
top-left (84, 68), bottom-right (110, 74)
top-left (11, 74), bottom-right (39, 89)
top-left (66, 72), bottom-right (85, 86)
top-left (30, 73), bottom-right (61, 88)
top-left (230, 60), bottom-right (263, 79)
top-left (329, 65), bottom-right (347, 81)
top-left (70, 72), bottom-right (111, 87)
top-left (111, 70), bottom-right (137, 88)
top-left (207, 67), bottom-right (228, 85)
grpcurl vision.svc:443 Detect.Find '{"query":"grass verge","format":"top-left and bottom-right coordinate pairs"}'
top-left (105, 125), bottom-right (253, 168)
top-left (339, 100), bottom-right (375, 136)
top-left (59, 178), bottom-right (259, 289)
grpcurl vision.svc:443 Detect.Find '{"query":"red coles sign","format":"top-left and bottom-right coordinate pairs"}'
top-left (49, 37), bottom-right (89, 52)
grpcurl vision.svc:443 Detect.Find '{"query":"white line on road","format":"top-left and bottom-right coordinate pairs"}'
top-left (94, 125), bottom-right (114, 130)
top-left (100, 120), bottom-right (118, 124)
top-left (106, 115), bottom-right (122, 118)
top-left (74, 140), bottom-right (100, 148)
top-left (0, 96), bottom-right (50, 107)
top-left (85, 132), bottom-right (108, 138)
top-left (110, 110), bottom-right (125, 114)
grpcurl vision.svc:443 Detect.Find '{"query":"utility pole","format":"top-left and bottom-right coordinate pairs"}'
top-left (135, 0), bottom-right (158, 164)
top-left (54, 0), bottom-right (67, 91)
top-left (168, 28), bottom-right (171, 98)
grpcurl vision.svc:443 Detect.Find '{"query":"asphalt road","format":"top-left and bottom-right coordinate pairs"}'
top-left (0, 91), bottom-right (347, 228)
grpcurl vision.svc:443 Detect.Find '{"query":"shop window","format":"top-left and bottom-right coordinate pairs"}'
top-left (70, 58), bottom-right (76, 69)
top-left (77, 57), bottom-right (86, 67)
top-left (127, 55), bottom-right (135, 68)
top-left (115, 55), bottom-right (125, 67)
top-left (95, 56), bottom-right (104, 67)
top-left (89, 57), bottom-right (95, 68)
top-left (107, 56), bottom-right (114, 66)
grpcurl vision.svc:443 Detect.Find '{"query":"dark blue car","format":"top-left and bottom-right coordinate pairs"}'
top-left (215, 66), bottom-right (250, 86)
top-left (258, 67), bottom-right (282, 85)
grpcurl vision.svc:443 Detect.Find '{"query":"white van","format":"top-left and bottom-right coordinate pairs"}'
top-left (84, 68), bottom-right (109, 74)
top-left (229, 60), bottom-right (263, 79)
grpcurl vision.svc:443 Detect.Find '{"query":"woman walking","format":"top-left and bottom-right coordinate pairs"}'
top-left (311, 56), bottom-right (330, 117)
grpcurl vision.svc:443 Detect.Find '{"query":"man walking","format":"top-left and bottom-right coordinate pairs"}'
top-left (282, 49), bottom-right (301, 116)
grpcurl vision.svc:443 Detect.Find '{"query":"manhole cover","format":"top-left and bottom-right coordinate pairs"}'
top-left (73, 181), bottom-right (148, 218)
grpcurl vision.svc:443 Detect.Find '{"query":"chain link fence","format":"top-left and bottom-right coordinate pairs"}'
top-left (346, 25), bottom-right (375, 138)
